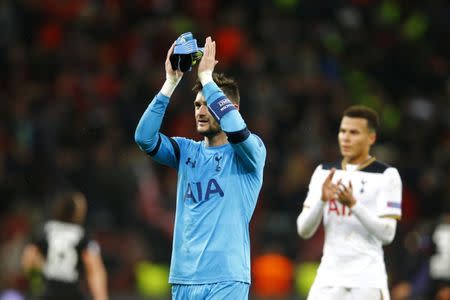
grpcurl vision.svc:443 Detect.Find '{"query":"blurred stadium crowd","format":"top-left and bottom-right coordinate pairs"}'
top-left (0, 0), bottom-right (449, 299)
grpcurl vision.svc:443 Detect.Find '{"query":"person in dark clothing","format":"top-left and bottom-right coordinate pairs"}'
top-left (21, 191), bottom-right (108, 300)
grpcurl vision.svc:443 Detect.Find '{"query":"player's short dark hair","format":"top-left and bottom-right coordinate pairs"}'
top-left (192, 73), bottom-right (240, 105)
top-left (343, 105), bottom-right (380, 132)
top-left (51, 191), bottom-right (84, 224)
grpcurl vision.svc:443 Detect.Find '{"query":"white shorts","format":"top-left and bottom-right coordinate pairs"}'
top-left (307, 283), bottom-right (390, 300)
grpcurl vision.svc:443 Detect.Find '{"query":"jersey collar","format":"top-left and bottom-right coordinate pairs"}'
top-left (341, 156), bottom-right (376, 171)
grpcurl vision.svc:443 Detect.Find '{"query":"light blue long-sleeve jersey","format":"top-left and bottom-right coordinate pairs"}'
top-left (135, 81), bottom-right (266, 284)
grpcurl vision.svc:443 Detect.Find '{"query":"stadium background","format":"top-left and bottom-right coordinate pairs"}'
top-left (0, 0), bottom-right (449, 299)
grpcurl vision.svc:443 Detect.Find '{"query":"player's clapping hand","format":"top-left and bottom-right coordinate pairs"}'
top-left (198, 37), bottom-right (218, 75)
top-left (165, 42), bottom-right (183, 84)
top-left (336, 181), bottom-right (357, 208)
top-left (321, 169), bottom-right (341, 202)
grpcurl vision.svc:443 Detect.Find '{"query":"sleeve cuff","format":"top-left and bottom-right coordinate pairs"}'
top-left (156, 92), bottom-right (170, 103)
top-left (202, 81), bottom-right (222, 104)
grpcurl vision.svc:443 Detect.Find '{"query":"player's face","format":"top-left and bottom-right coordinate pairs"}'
top-left (338, 116), bottom-right (376, 164)
top-left (194, 92), bottom-right (222, 137)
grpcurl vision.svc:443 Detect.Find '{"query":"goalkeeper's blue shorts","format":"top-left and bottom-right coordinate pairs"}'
top-left (172, 281), bottom-right (249, 300)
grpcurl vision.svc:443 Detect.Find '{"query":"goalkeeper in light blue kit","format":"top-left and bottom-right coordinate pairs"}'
top-left (135, 35), bottom-right (266, 299)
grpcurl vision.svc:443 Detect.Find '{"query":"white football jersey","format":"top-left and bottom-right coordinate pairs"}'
top-left (304, 159), bottom-right (402, 289)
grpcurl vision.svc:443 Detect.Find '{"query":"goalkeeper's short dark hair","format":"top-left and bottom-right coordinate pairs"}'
top-left (343, 105), bottom-right (380, 133)
top-left (193, 73), bottom-right (240, 105)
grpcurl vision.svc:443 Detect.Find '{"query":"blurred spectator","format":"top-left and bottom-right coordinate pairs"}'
top-left (391, 213), bottom-right (450, 300)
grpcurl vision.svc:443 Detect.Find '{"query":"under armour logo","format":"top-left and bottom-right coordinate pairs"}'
top-left (214, 154), bottom-right (222, 171)
top-left (186, 157), bottom-right (196, 168)
top-left (360, 179), bottom-right (367, 194)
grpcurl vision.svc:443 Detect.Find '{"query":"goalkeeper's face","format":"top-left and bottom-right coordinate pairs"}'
top-left (194, 92), bottom-right (222, 137)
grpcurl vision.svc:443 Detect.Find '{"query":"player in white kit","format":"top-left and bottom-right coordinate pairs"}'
top-left (297, 105), bottom-right (402, 300)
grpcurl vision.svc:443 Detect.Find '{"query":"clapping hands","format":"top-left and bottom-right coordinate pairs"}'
top-left (321, 168), bottom-right (356, 207)
top-left (198, 37), bottom-right (218, 76)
